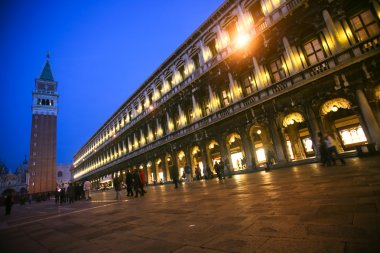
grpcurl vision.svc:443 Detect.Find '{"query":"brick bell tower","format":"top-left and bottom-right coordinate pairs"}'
top-left (28, 53), bottom-right (58, 193)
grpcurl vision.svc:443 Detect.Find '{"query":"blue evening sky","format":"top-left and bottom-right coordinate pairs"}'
top-left (0, 0), bottom-right (224, 171)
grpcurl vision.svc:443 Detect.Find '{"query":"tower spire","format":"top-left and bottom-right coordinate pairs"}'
top-left (39, 51), bottom-right (54, 81)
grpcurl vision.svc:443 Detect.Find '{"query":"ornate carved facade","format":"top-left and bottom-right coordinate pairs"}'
top-left (72, 0), bottom-right (380, 186)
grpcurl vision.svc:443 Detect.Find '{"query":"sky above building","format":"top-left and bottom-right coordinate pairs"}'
top-left (0, 0), bottom-right (224, 171)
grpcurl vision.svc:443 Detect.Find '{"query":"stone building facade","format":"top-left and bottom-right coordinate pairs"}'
top-left (28, 54), bottom-right (58, 193)
top-left (72, 0), bottom-right (380, 185)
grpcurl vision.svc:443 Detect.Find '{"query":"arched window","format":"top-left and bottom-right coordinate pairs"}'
top-left (50, 100), bottom-right (54, 106)
top-left (57, 171), bottom-right (63, 177)
top-left (41, 99), bottom-right (46, 105)
top-left (37, 98), bottom-right (41, 105)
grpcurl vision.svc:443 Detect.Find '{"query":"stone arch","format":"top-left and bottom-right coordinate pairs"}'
top-left (281, 111), bottom-right (314, 160)
top-left (226, 132), bottom-right (245, 170)
top-left (249, 124), bottom-right (274, 167)
top-left (207, 139), bottom-right (221, 171)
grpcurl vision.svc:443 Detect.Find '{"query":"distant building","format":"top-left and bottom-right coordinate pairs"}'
top-left (0, 158), bottom-right (28, 194)
top-left (56, 164), bottom-right (72, 186)
top-left (28, 53), bottom-right (59, 193)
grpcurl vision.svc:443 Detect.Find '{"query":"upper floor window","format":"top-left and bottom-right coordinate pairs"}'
top-left (191, 54), bottom-right (200, 69)
top-left (248, 2), bottom-right (264, 22)
top-left (178, 66), bottom-right (185, 80)
top-left (207, 39), bottom-right (218, 57)
top-left (303, 38), bottom-right (325, 65)
top-left (270, 57), bottom-right (287, 82)
top-left (239, 73), bottom-right (253, 96)
top-left (225, 20), bottom-right (238, 40)
top-left (350, 10), bottom-right (380, 42)
top-left (221, 89), bottom-right (231, 107)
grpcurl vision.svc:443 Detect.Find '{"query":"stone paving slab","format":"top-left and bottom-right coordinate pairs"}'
top-left (1, 156), bottom-right (380, 252)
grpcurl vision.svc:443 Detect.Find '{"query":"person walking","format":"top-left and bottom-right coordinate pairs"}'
top-left (113, 176), bottom-right (122, 201)
top-left (318, 132), bottom-right (328, 166)
top-left (67, 183), bottom-right (75, 204)
top-left (184, 163), bottom-right (192, 183)
top-left (125, 169), bottom-right (134, 197)
top-left (170, 163), bottom-right (179, 189)
top-left (83, 180), bottom-right (92, 200)
top-left (132, 169), bottom-right (143, 197)
top-left (139, 169), bottom-right (147, 194)
top-left (4, 193), bottom-right (13, 215)
top-left (324, 133), bottom-right (346, 165)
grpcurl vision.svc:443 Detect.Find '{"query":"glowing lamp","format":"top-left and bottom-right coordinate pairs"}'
top-left (332, 105), bottom-right (338, 112)
top-left (235, 33), bottom-right (250, 49)
top-left (257, 130), bottom-right (262, 135)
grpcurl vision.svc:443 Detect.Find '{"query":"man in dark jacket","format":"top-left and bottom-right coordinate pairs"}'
top-left (125, 170), bottom-right (134, 197)
top-left (132, 169), bottom-right (143, 197)
top-left (170, 163), bottom-right (179, 189)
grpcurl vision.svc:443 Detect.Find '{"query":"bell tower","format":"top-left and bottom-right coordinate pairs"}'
top-left (28, 53), bottom-right (58, 193)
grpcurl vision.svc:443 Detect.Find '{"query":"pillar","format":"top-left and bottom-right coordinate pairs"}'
top-left (356, 88), bottom-right (380, 148)
top-left (268, 118), bottom-right (287, 163)
top-left (305, 106), bottom-right (320, 156)
top-left (287, 124), bottom-right (306, 160)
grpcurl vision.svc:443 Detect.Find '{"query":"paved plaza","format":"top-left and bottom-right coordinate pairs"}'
top-left (1, 156), bottom-right (380, 253)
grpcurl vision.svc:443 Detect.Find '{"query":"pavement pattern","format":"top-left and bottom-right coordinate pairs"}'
top-left (0, 156), bottom-right (380, 253)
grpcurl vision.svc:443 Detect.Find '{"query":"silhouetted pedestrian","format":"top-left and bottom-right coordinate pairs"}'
top-left (132, 169), bottom-right (142, 197)
top-left (170, 163), bottom-right (179, 189)
top-left (5, 194), bottom-right (13, 215)
top-left (125, 169), bottom-right (134, 197)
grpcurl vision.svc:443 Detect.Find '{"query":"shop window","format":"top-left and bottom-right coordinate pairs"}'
top-left (270, 58), bottom-right (287, 82)
top-left (339, 125), bottom-right (367, 146)
top-left (350, 10), bottom-right (380, 42)
top-left (303, 38), bottom-right (325, 65)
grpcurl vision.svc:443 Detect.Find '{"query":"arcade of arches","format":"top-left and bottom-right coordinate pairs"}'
top-left (90, 95), bottom-right (378, 188)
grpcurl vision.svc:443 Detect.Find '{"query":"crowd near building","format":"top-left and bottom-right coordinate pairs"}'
top-left (72, 0), bottom-right (380, 188)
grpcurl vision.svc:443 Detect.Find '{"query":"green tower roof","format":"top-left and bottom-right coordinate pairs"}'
top-left (39, 52), bottom-right (55, 81)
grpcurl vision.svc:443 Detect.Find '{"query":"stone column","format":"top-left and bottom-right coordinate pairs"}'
top-left (239, 127), bottom-right (255, 170)
top-left (161, 156), bottom-right (168, 182)
top-left (356, 88), bottom-right (380, 148)
top-left (218, 135), bottom-right (231, 168)
top-left (200, 143), bottom-right (209, 176)
top-left (304, 106), bottom-right (320, 156)
top-left (268, 119), bottom-right (287, 163)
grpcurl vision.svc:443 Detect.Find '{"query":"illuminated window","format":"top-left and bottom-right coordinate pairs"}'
top-left (239, 73), bottom-right (253, 95)
top-left (270, 58), bottom-right (287, 82)
top-left (302, 137), bottom-right (314, 153)
top-left (286, 141), bottom-right (294, 160)
top-left (350, 10), bottom-right (380, 42)
top-left (339, 125), bottom-right (367, 145)
top-left (303, 39), bottom-right (325, 65)
top-left (222, 90), bottom-right (230, 107)
top-left (256, 148), bottom-right (266, 163)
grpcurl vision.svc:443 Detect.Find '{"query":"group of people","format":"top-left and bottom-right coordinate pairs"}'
top-left (318, 132), bottom-right (346, 166)
top-left (114, 168), bottom-right (147, 200)
top-left (55, 183), bottom-right (81, 204)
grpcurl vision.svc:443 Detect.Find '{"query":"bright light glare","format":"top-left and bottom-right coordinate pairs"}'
top-left (235, 33), bottom-right (250, 48)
